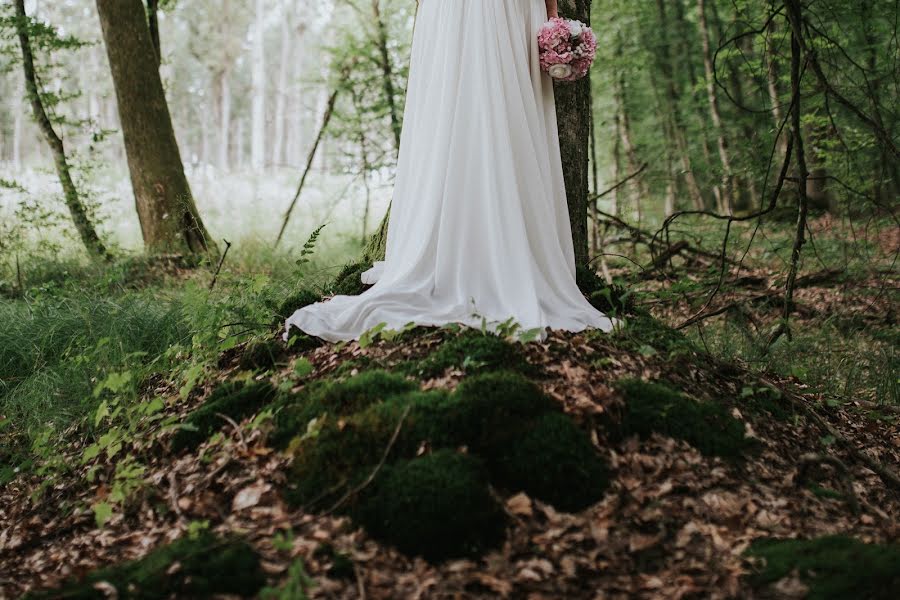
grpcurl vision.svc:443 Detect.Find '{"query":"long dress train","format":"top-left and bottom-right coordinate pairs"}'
top-left (284, 0), bottom-right (615, 342)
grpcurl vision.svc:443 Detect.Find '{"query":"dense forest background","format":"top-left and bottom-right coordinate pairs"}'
top-left (0, 1), bottom-right (898, 596)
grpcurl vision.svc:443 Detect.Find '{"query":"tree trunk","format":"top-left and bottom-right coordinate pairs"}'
top-left (146, 0), bottom-right (160, 67)
top-left (217, 68), bottom-right (232, 172)
top-left (13, 77), bottom-right (23, 170)
top-left (250, 0), bottom-right (266, 170)
top-left (555, 0), bottom-right (592, 267)
top-left (14, 0), bottom-right (109, 260)
top-left (96, 0), bottom-right (215, 256)
top-left (272, 6), bottom-right (292, 168)
top-left (698, 0), bottom-right (734, 214)
top-left (653, 0), bottom-right (705, 211)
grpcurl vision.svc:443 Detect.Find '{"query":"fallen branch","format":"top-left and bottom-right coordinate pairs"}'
top-left (208, 239), bottom-right (232, 290)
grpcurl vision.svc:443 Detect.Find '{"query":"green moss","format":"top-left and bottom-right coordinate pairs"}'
top-left (283, 389), bottom-right (451, 508)
top-left (402, 330), bottom-right (533, 378)
top-left (27, 532), bottom-right (265, 599)
top-left (239, 339), bottom-right (285, 372)
top-left (172, 380), bottom-right (278, 453)
top-left (273, 288), bottom-right (321, 321)
top-left (270, 370), bottom-right (418, 450)
top-left (490, 413), bottom-right (610, 512)
top-left (576, 264), bottom-right (635, 315)
top-left (747, 535), bottom-right (900, 599)
top-left (446, 371), bottom-right (559, 452)
top-left (356, 450), bottom-right (505, 562)
top-left (329, 262), bottom-right (372, 297)
top-left (616, 379), bottom-right (751, 460)
top-left (611, 313), bottom-right (693, 355)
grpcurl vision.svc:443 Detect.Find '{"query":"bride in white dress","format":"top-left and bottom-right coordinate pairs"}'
top-left (284, 0), bottom-right (615, 342)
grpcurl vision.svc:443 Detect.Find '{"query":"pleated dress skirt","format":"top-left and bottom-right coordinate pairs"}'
top-left (284, 0), bottom-right (615, 342)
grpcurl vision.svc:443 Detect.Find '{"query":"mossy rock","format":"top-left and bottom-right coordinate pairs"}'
top-left (329, 261), bottom-right (373, 297)
top-left (402, 329), bottom-right (534, 379)
top-left (610, 313), bottom-right (693, 355)
top-left (26, 532), bottom-right (265, 599)
top-left (356, 450), bottom-right (506, 562)
top-left (576, 264), bottom-right (635, 316)
top-left (172, 380), bottom-right (278, 453)
top-left (239, 338), bottom-right (286, 372)
top-left (270, 370), bottom-right (419, 450)
top-left (490, 413), bottom-right (610, 512)
top-left (616, 379), bottom-right (751, 460)
top-left (746, 535), bottom-right (900, 599)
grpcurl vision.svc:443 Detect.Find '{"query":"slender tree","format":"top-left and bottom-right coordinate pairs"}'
top-left (95, 0), bottom-right (215, 256)
top-left (12, 0), bottom-right (109, 260)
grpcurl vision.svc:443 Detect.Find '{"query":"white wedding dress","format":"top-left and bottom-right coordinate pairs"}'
top-left (284, 0), bottom-right (615, 342)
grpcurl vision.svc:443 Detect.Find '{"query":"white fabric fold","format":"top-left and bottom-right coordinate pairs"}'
top-left (284, 0), bottom-right (615, 343)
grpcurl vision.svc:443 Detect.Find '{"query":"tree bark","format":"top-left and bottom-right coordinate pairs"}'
top-left (555, 0), bottom-right (592, 267)
top-left (14, 0), bottom-right (109, 260)
top-left (96, 0), bottom-right (215, 256)
top-left (698, 0), bottom-right (734, 214)
top-left (146, 0), bottom-right (160, 67)
top-left (250, 0), bottom-right (266, 170)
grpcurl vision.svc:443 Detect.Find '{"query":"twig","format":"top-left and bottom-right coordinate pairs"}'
top-left (797, 452), bottom-right (860, 514)
top-left (208, 239), bottom-right (232, 291)
top-left (15, 253), bottom-right (23, 293)
top-left (216, 411), bottom-right (247, 449)
top-left (326, 405), bottom-right (411, 514)
top-left (588, 163), bottom-right (648, 202)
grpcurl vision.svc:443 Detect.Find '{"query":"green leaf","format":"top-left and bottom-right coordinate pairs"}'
top-left (94, 400), bottom-right (110, 427)
top-left (293, 358), bottom-right (314, 378)
top-left (93, 502), bottom-right (113, 528)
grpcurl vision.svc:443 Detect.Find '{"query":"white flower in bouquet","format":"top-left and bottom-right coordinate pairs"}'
top-left (548, 63), bottom-right (574, 79)
top-left (568, 20), bottom-right (584, 38)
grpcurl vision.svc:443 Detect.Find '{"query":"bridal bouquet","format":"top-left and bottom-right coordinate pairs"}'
top-left (538, 18), bottom-right (597, 82)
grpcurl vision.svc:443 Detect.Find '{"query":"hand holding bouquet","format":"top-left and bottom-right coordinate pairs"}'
top-left (538, 18), bottom-right (597, 82)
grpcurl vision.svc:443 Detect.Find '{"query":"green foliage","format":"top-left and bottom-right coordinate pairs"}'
top-left (328, 261), bottom-right (373, 297)
top-left (491, 413), bottom-right (610, 512)
top-left (746, 535), bottom-right (900, 599)
top-left (357, 450), bottom-right (506, 562)
top-left (239, 338), bottom-right (285, 372)
top-left (26, 532), bottom-right (265, 599)
top-left (609, 313), bottom-right (694, 356)
top-left (616, 379), bottom-right (751, 459)
top-left (576, 264), bottom-right (635, 316)
top-left (402, 329), bottom-right (534, 379)
top-left (171, 380), bottom-right (278, 453)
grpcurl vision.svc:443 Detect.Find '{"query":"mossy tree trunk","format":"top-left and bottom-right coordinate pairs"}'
top-left (556, 0), bottom-right (592, 267)
top-left (96, 0), bottom-right (216, 257)
top-left (13, 0), bottom-right (109, 261)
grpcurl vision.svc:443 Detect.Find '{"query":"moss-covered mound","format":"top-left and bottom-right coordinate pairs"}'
top-left (329, 261), bottom-right (373, 297)
top-left (490, 413), bottom-right (610, 512)
top-left (239, 338), bottom-right (285, 372)
top-left (273, 287), bottom-right (321, 321)
top-left (746, 535), bottom-right (900, 599)
top-left (402, 330), bottom-right (534, 378)
top-left (26, 532), bottom-right (265, 599)
top-left (172, 380), bottom-right (278, 453)
top-left (356, 450), bottom-right (506, 562)
top-left (270, 370), bottom-right (419, 450)
top-left (616, 379), bottom-right (750, 460)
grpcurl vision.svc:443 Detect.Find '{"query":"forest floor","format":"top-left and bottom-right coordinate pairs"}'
top-left (1, 218), bottom-right (898, 599)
